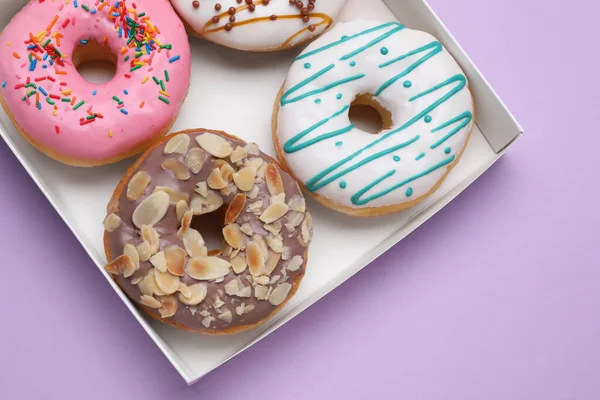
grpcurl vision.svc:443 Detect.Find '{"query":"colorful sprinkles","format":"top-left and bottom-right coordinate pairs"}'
top-left (2, 0), bottom-right (181, 139)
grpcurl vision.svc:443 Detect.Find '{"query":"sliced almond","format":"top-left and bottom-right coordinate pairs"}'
top-left (190, 192), bottom-right (223, 215)
top-left (218, 310), bottom-right (233, 323)
top-left (196, 132), bottom-right (233, 158)
top-left (177, 209), bottom-right (194, 238)
top-left (149, 251), bottom-right (167, 273)
top-left (224, 278), bottom-right (244, 296)
top-left (240, 223), bottom-right (253, 236)
top-left (264, 221), bottom-right (282, 236)
top-left (184, 148), bottom-right (207, 174)
top-left (141, 225), bottom-right (160, 255)
top-left (271, 193), bottom-right (286, 204)
top-left (286, 255), bottom-right (303, 272)
top-left (138, 269), bottom-right (167, 296)
top-left (132, 191), bottom-right (170, 228)
top-left (127, 171), bottom-right (151, 201)
top-left (247, 200), bottom-right (263, 213)
top-left (254, 275), bottom-right (269, 286)
top-left (244, 142), bottom-right (260, 156)
top-left (178, 283), bottom-right (207, 305)
top-left (247, 241), bottom-right (266, 276)
top-left (107, 197), bottom-right (119, 214)
top-left (233, 167), bottom-right (256, 191)
top-left (286, 211), bottom-right (304, 228)
top-left (225, 194), bottom-right (246, 224)
top-left (282, 247), bottom-right (291, 261)
top-left (136, 241), bottom-right (152, 262)
top-left (253, 234), bottom-right (269, 259)
top-left (299, 212), bottom-right (313, 247)
top-left (202, 315), bottom-right (214, 328)
top-left (157, 295), bottom-right (178, 318)
top-left (175, 200), bottom-right (189, 222)
top-left (230, 254), bottom-right (247, 274)
top-left (256, 163), bottom-right (268, 180)
top-left (243, 157), bottom-right (264, 174)
top-left (213, 296), bottom-right (225, 309)
top-left (264, 251), bottom-right (281, 276)
top-left (207, 168), bottom-right (228, 189)
top-left (105, 254), bottom-right (134, 276)
top-left (154, 269), bottom-right (179, 295)
top-left (288, 195), bottom-right (306, 212)
top-left (164, 245), bottom-right (186, 276)
top-left (223, 224), bottom-right (247, 250)
top-left (103, 213), bottom-right (121, 232)
top-left (216, 160), bottom-right (235, 182)
top-left (260, 202), bottom-right (289, 224)
top-left (123, 244), bottom-right (140, 277)
top-left (266, 235), bottom-right (283, 253)
top-left (161, 158), bottom-right (190, 181)
top-left (247, 185), bottom-right (260, 199)
top-left (221, 242), bottom-right (233, 258)
top-left (266, 164), bottom-right (284, 196)
top-left (269, 283), bottom-right (292, 306)
top-left (254, 285), bottom-right (270, 300)
top-left (178, 282), bottom-right (192, 298)
top-left (140, 295), bottom-right (162, 309)
top-left (196, 181), bottom-right (208, 197)
top-left (164, 134), bottom-right (190, 155)
top-left (236, 286), bottom-right (252, 298)
top-left (230, 146), bottom-right (247, 163)
top-left (186, 256), bottom-right (231, 280)
top-left (183, 229), bottom-right (208, 257)
top-left (153, 186), bottom-right (190, 205)
top-left (220, 183), bottom-right (237, 197)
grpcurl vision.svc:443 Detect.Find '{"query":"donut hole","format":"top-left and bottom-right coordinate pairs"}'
top-left (190, 211), bottom-right (226, 253)
top-left (349, 94), bottom-right (393, 135)
top-left (73, 40), bottom-right (117, 85)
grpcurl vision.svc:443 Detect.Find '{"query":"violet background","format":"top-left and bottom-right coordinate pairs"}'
top-left (1, 0), bottom-right (599, 398)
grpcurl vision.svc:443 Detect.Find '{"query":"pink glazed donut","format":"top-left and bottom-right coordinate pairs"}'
top-left (0, 0), bottom-right (191, 167)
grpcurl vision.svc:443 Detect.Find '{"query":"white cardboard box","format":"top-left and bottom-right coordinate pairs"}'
top-left (0, 0), bottom-right (522, 385)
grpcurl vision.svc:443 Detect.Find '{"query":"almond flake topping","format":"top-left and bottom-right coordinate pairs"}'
top-left (132, 191), bottom-right (170, 228)
top-left (260, 202), bottom-right (289, 224)
top-left (153, 186), bottom-right (190, 205)
top-left (269, 283), bottom-right (292, 306)
top-left (161, 158), bottom-right (190, 181)
top-left (186, 256), bottom-right (231, 281)
top-left (103, 213), bottom-right (121, 232)
top-left (164, 134), bottom-right (191, 155)
top-left (185, 148), bottom-right (207, 174)
top-left (178, 283), bottom-right (208, 306)
top-left (127, 171), bottom-right (151, 201)
top-left (196, 132), bottom-right (233, 158)
top-left (266, 164), bottom-right (284, 196)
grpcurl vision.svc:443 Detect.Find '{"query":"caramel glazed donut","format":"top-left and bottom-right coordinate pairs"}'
top-left (169, 0), bottom-right (346, 51)
top-left (273, 20), bottom-right (475, 216)
top-left (103, 129), bottom-right (313, 334)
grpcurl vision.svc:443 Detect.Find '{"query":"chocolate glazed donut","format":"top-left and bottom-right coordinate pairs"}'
top-left (103, 129), bottom-right (312, 334)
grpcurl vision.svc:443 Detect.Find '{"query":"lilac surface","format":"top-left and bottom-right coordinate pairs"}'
top-left (1, 0), bottom-right (599, 398)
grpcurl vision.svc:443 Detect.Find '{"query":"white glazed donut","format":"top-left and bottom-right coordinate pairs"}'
top-left (169, 0), bottom-right (346, 51)
top-left (273, 20), bottom-right (475, 216)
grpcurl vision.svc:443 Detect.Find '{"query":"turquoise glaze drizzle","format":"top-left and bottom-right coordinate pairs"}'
top-left (351, 156), bottom-right (455, 205)
top-left (284, 105), bottom-right (354, 153)
top-left (304, 63), bottom-right (311, 69)
top-left (336, 93), bottom-right (343, 100)
top-left (281, 22), bottom-right (471, 206)
top-left (444, 147), bottom-right (451, 154)
top-left (415, 152), bottom-right (425, 161)
top-left (336, 141), bottom-right (343, 147)
top-left (314, 99), bottom-right (321, 104)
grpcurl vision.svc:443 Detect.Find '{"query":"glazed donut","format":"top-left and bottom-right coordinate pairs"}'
top-left (273, 20), bottom-right (475, 216)
top-left (0, 0), bottom-right (191, 167)
top-left (169, 0), bottom-right (346, 52)
top-left (103, 129), bottom-right (313, 334)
